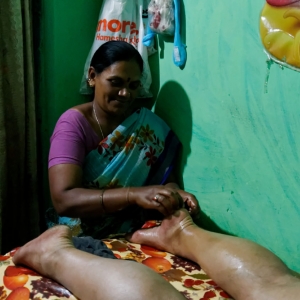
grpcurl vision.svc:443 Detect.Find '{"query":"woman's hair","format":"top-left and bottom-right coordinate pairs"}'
top-left (90, 41), bottom-right (144, 74)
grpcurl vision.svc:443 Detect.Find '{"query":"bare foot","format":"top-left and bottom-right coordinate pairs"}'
top-left (127, 208), bottom-right (196, 257)
top-left (13, 225), bottom-right (74, 278)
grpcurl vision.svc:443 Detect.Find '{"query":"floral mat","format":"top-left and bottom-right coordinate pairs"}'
top-left (0, 240), bottom-right (233, 300)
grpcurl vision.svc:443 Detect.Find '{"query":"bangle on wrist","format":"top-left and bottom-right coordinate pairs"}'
top-left (100, 189), bottom-right (106, 213)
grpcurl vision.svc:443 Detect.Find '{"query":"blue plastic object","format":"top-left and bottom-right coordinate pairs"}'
top-left (143, 24), bottom-right (157, 47)
top-left (143, 0), bottom-right (187, 67)
top-left (173, 0), bottom-right (187, 67)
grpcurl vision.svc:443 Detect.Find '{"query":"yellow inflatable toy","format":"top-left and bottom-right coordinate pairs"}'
top-left (260, 0), bottom-right (300, 69)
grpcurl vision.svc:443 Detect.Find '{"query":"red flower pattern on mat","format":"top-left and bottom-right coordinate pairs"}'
top-left (171, 255), bottom-right (201, 272)
top-left (200, 290), bottom-right (216, 299)
top-left (141, 245), bottom-right (167, 257)
top-left (220, 290), bottom-right (232, 298)
top-left (6, 286), bottom-right (29, 300)
top-left (0, 255), bottom-right (9, 261)
top-left (30, 277), bottom-right (72, 298)
top-left (183, 278), bottom-right (204, 288)
top-left (142, 257), bottom-right (172, 273)
top-left (5, 266), bottom-right (38, 277)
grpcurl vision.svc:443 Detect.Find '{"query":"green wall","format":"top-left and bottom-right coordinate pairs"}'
top-left (39, 1), bottom-right (300, 271)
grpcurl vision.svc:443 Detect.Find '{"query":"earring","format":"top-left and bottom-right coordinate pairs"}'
top-left (88, 78), bottom-right (95, 87)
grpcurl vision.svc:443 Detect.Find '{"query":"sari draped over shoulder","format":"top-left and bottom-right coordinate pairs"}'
top-left (47, 108), bottom-right (180, 239)
top-left (84, 107), bottom-right (179, 188)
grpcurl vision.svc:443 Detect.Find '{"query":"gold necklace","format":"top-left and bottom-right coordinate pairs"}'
top-left (92, 101), bottom-right (105, 140)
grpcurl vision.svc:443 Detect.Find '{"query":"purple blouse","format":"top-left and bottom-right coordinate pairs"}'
top-left (48, 109), bottom-right (101, 168)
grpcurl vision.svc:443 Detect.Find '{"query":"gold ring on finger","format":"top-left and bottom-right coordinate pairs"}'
top-left (154, 194), bottom-right (164, 201)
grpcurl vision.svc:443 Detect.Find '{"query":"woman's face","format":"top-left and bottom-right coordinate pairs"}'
top-left (89, 60), bottom-right (142, 116)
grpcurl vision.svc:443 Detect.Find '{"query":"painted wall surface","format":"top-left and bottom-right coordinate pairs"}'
top-left (39, 1), bottom-right (300, 271)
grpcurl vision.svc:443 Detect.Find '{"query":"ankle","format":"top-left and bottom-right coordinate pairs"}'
top-left (42, 244), bottom-right (75, 278)
top-left (171, 223), bottom-right (198, 258)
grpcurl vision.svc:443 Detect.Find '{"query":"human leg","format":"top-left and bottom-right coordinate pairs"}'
top-left (129, 209), bottom-right (300, 300)
top-left (13, 226), bottom-right (185, 300)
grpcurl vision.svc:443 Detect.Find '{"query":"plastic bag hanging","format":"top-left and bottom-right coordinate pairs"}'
top-left (143, 0), bottom-right (187, 68)
top-left (148, 0), bottom-right (175, 35)
top-left (79, 0), bottom-right (153, 98)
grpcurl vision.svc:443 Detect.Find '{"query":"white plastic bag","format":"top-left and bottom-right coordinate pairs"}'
top-left (80, 0), bottom-right (153, 98)
top-left (148, 0), bottom-right (175, 35)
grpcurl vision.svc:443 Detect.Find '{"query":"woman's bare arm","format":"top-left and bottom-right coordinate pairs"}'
top-left (49, 164), bottom-right (183, 217)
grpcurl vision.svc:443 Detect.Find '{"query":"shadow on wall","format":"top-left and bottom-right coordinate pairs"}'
top-left (154, 81), bottom-right (232, 235)
top-left (154, 81), bottom-right (191, 187)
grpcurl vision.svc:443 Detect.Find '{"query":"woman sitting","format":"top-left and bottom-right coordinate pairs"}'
top-left (47, 40), bottom-right (200, 239)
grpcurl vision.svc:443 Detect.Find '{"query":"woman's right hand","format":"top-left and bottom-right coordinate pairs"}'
top-left (128, 186), bottom-right (184, 216)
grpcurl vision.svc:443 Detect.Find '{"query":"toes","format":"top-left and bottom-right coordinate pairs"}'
top-left (130, 229), bottom-right (149, 244)
top-left (127, 227), bottom-right (157, 245)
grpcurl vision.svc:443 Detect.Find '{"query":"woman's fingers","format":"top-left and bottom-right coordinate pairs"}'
top-left (133, 186), bottom-right (187, 216)
top-left (155, 188), bottom-right (184, 209)
top-left (153, 194), bottom-right (174, 215)
top-left (152, 188), bottom-right (185, 216)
